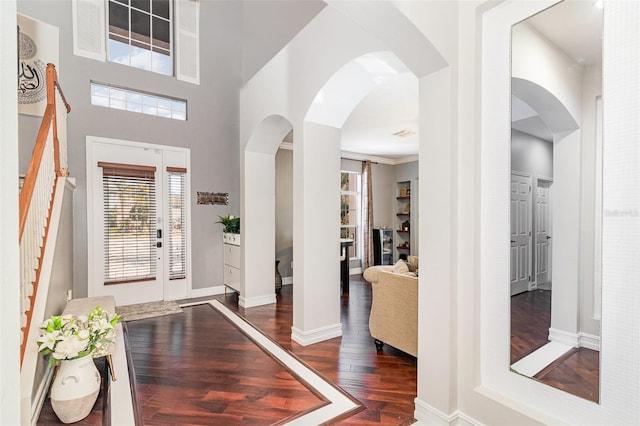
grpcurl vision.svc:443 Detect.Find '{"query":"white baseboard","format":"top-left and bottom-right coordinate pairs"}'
top-left (349, 267), bottom-right (362, 275)
top-left (548, 327), bottom-right (579, 347)
top-left (282, 276), bottom-right (293, 285)
top-left (579, 332), bottom-right (601, 351)
top-left (291, 323), bottom-right (342, 346)
top-left (239, 293), bottom-right (276, 308)
top-left (189, 286), bottom-right (225, 299)
top-left (414, 398), bottom-right (481, 426)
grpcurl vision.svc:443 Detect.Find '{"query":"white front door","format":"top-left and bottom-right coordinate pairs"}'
top-left (510, 173), bottom-right (532, 296)
top-left (87, 137), bottom-right (190, 306)
top-left (535, 179), bottom-right (552, 287)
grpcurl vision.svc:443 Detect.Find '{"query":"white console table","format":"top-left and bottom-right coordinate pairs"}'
top-left (223, 233), bottom-right (241, 294)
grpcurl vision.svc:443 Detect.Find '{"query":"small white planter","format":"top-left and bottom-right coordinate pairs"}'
top-left (223, 232), bottom-right (241, 246)
top-left (50, 356), bottom-right (101, 423)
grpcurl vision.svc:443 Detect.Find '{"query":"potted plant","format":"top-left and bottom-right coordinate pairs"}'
top-left (36, 306), bottom-right (121, 423)
top-left (216, 214), bottom-right (240, 244)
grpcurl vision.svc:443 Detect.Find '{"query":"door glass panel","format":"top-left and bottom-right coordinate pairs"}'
top-left (101, 162), bottom-right (157, 284)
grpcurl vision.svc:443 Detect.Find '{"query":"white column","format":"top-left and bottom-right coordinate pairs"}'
top-left (549, 130), bottom-right (581, 346)
top-left (0, 1), bottom-right (21, 424)
top-left (414, 67), bottom-right (456, 421)
top-left (241, 150), bottom-right (277, 308)
top-left (291, 121), bottom-right (342, 345)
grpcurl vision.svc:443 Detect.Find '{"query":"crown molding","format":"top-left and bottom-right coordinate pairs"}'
top-left (277, 143), bottom-right (418, 166)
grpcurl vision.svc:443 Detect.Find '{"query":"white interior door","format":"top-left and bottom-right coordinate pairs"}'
top-left (535, 179), bottom-right (552, 287)
top-left (88, 138), bottom-right (191, 306)
top-left (510, 173), bottom-right (532, 296)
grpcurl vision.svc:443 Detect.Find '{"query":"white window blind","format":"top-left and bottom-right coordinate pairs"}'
top-left (100, 162), bottom-right (157, 284)
top-left (167, 167), bottom-right (187, 280)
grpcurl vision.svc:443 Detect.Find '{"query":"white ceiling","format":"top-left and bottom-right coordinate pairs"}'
top-left (526, 0), bottom-right (603, 67)
top-left (339, 0), bottom-right (602, 159)
top-left (340, 72), bottom-right (418, 160)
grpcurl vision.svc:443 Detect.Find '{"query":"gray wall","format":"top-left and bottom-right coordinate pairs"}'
top-left (511, 129), bottom-right (553, 179)
top-left (17, 1), bottom-right (243, 296)
top-left (275, 148), bottom-right (293, 278)
top-left (241, 1), bottom-right (325, 83)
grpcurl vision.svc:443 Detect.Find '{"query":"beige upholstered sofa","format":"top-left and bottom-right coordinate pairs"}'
top-left (364, 257), bottom-right (418, 357)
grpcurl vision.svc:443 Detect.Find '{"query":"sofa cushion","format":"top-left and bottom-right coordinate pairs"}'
top-left (392, 260), bottom-right (409, 274)
top-left (363, 265), bottom-right (393, 283)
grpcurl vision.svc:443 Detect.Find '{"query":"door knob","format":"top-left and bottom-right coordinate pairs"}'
top-left (546, 236), bottom-right (552, 240)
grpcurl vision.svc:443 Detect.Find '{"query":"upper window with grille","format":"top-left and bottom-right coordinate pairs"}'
top-left (72, 0), bottom-right (200, 84)
top-left (108, 0), bottom-right (172, 76)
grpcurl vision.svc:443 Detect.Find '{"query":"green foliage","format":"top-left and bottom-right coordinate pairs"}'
top-left (216, 214), bottom-right (240, 234)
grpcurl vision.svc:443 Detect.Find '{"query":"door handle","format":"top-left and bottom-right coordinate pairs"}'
top-left (546, 236), bottom-right (551, 240)
top-left (510, 240), bottom-right (515, 243)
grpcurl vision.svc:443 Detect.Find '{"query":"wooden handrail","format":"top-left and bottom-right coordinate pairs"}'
top-left (18, 64), bottom-right (68, 241)
top-left (19, 63), bottom-right (70, 367)
top-left (18, 105), bottom-right (54, 241)
top-left (48, 64), bottom-right (70, 113)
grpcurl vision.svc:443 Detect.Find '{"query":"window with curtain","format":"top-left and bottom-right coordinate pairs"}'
top-left (100, 162), bottom-right (157, 284)
top-left (167, 167), bottom-right (186, 280)
top-left (340, 171), bottom-right (362, 260)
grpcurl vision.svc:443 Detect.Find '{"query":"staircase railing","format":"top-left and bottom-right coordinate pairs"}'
top-left (19, 63), bottom-right (70, 366)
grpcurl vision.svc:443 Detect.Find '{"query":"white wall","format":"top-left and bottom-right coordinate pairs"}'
top-left (0, 0), bottom-right (21, 424)
top-left (240, 3), bottom-right (445, 343)
top-left (512, 22), bottom-right (583, 122)
top-left (275, 148), bottom-right (293, 279)
top-left (241, 1), bottom-right (326, 83)
top-left (579, 63), bottom-right (603, 338)
top-left (468, 1), bottom-right (640, 424)
top-left (512, 7), bottom-right (602, 345)
top-left (511, 129), bottom-right (553, 178)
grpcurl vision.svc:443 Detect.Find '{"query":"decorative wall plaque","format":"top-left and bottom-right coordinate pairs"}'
top-left (17, 14), bottom-right (59, 116)
top-left (197, 192), bottom-right (229, 205)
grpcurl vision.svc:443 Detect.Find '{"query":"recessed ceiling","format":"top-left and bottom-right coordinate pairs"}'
top-left (340, 72), bottom-right (418, 160)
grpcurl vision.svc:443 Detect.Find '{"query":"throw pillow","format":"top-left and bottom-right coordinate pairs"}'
top-left (393, 260), bottom-right (409, 274)
top-left (403, 260), bottom-right (417, 273)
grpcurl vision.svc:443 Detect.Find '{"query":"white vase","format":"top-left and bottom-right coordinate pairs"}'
top-left (50, 356), bottom-right (101, 424)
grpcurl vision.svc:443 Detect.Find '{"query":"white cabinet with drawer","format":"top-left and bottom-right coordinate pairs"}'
top-left (223, 233), bottom-right (240, 293)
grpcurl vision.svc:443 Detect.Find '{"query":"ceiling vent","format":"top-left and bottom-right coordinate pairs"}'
top-left (392, 129), bottom-right (415, 138)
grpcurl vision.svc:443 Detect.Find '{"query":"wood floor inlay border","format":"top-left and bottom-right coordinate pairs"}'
top-left (181, 299), bottom-right (365, 425)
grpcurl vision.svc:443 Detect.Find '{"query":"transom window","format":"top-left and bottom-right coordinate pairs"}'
top-left (108, 0), bottom-right (172, 76)
top-left (90, 82), bottom-right (187, 120)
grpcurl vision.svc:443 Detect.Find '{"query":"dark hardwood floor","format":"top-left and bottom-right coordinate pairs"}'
top-left (511, 289), bottom-right (552, 363)
top-left (224, 275), bottom-right (417, 425)
top-left (126, 275), bottom-right (417, 425)
top-left (510, 289), bottom-right (599, 403)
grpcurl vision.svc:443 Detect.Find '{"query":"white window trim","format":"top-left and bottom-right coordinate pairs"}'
top-left (86, 136), bottom-right (192, 300)
top-left (72, 0), bottom-right (199, 84)
top-left (340, 171), bottom-right (362, 261)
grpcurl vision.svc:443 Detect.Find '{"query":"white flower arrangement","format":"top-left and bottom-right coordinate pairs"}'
top-left (36, 306), bottom-right (121, 365)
